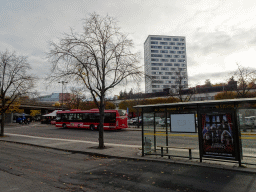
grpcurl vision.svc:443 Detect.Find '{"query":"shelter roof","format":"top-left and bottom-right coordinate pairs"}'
top-left (134, 98), bottom-right (256, 109)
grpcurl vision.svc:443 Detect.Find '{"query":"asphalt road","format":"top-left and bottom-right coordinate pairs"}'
top-left (4, 123), bottom-right (199, 147)
top-left (4, 122), bottom-right (256, 149)
top-left (1, 141), bottom-right (256, 192)
top-left (5, 123), bottom-right (142, 146)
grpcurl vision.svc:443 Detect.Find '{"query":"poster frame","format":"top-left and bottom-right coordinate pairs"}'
top-left (198, 109), bottom-right (241, 161)
top-left (169, 112), bottom-right (197, 133)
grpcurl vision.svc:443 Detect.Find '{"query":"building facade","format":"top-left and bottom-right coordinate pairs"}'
top-left (144, 35), bottom-right (188, 93)
top-left (37, 93), bottom-right (71, 103)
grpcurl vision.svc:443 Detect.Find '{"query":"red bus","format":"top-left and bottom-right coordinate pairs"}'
top-left (55, 109), bottom-right (128, 130)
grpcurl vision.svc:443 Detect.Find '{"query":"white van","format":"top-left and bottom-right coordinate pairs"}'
top-left (245, 116), bottom-right (256, 127)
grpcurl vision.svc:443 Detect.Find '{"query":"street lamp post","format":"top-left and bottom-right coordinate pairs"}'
top-left (58, 81), bottom-right (68, 110)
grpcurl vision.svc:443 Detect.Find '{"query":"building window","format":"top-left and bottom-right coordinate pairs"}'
top-left (161, 76), bottom-right (169, 79)
top-left (151, 37), bottom-right (162, 40)
top-left (166, 81), bottom-right (172, 84)
top-left (151, 41), bottom-right (158, 44)
top-left (161, 59), bottom-right (168, 62)
top-left (151, 50), bottom-right (159, 53)
top-left (173, 38), bottom-right (179, 41)
top-left (164, 63), bottom-right (172, 66)
top-left (174, 63), bottom-right (180, 67)
top-left (160, 42), bottom-right (168, 45)
top-left (152, 72), bottom-right (157, 75)
top-left (182, 64), bottom-right (186, 67)
top-left (173, 47), bottom-right (179, 50)
top-left (180, 38), bottom-right (185, 41)
top-left (177, 51), bottom-right (184, 54)
top-left (160, 50), bottom-right (168, 53)
top-left (181, 47), bottom-right (185, 50)
top-left (163, 38), bottom-right (172, 41)
top-left (161, 67), bottom-right (169, 71)
top-left (170, 59), bottom-right (176, 62)
top-left (152, 76), bottom-right (160, 79)
top-left (152, 85), bottom-right (160, 88)
top-left (171, 76), bottom-right (176, 79)
top-left (171, 68), bottom-right (176, 71)
top-left (165, 72), bottom-right (173, 75)
top-left (170, 51), bottom-right (176, 54)
top-left (151, 58), bottom-right (159, 61)
top-left (151, 54), bottom-right (163, 57)
top-left (158, 72), bottom-right (163, 75)
top-left (164, 46), bottom-right (172, 49)
top-left (165, 55), bottom-right (172, 58)
top-left (169, 42), bottom-right (175, 45)
top-left (151, 63), bottom-right (163, 66)
top-left (178, 59), bottom-right (186, 62)
top-left (174, 55), bottom-right (180, 58)
top-left (151, 67), bottom-right (159, 70)
top-left (151, 46), bottom-right (162, 49)
top-left (152, 80), bottom-right (163, 83)
top-left (181, 55), bottom-right (185, 58)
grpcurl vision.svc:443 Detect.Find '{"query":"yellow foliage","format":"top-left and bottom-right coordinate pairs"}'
top-left (6, 100), bottom-right (23, 113)
top-left (214, 91), bottom-right (237, 100)
top-left (30, 110), bottom-right (41, 117)
top-left (53, 102), bottom-right (61, 107)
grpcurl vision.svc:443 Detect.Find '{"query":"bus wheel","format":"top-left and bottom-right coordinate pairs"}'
top-left (90, 125), bottom-right (95, 131)
top-left (62, 124), bottom-right (67, 128)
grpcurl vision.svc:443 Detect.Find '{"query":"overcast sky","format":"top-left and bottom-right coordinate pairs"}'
top-left (1, 0), bottom-right (256, 97)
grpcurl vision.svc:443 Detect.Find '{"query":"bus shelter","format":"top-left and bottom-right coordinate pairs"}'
top-left (134, 98), bottom-right (256, 167)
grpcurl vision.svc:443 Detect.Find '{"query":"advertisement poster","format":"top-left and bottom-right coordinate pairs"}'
top-left (201, 113), bottom-right (236, 159)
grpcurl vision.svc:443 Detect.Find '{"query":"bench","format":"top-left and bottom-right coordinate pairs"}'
top-left (157, 146), bottom-right (195, 160)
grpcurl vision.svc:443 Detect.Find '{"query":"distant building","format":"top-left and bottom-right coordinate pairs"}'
top-left (37, 93), bottom-right (71, 103)
top-left (144, 35), bottom-right (188, 93)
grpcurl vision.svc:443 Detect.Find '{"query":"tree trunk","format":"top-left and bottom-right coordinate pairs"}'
top-left (98, 96), bottom-right (105, 149)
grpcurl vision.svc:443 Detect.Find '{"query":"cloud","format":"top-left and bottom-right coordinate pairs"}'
top-left (1, 0), bottom-right (256, 97)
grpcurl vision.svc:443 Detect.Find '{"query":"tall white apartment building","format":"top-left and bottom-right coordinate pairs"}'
top-left (144, 35), bottom-right (188, 93)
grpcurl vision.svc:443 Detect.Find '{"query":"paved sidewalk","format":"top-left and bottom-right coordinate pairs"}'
top-left (1, 123), bottom-right (256, 174)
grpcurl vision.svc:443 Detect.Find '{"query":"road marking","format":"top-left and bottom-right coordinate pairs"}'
top-left (5, 133), bottom-right (141, 148)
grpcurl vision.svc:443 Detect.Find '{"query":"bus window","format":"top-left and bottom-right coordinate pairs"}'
top-left (62, 114), bottom-right (68, 121)
top-left (89, 113), bottom-right (100, 123)
top-left (105, 112), bottom-right (116, 123)
top-left (82, 113), bottom-right (90, 122)
top-left (76, 113), bottom-right (83, 121)
top-left (68, 113), bottom-right (74, 121)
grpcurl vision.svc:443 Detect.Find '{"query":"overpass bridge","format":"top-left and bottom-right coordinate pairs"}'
top-left (12, 103), bottom-right (65, 115)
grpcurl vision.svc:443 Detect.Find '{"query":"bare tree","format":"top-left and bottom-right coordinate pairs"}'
top-left (66, 87), bottom-right (86, 109)
top-left (0, 50), bottom-right (34, 136)
top-left (233, 63), bottom-right (256, 98)
top-left (169, 71), bottom-right (193, 102)
top-left (48, 13), bottom-right (142, 148)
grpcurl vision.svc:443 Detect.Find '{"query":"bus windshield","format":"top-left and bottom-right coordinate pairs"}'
top-left (118, 110), bottom-right (127, 116)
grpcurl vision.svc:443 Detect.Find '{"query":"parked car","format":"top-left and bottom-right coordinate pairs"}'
top-left (128, 117), bottom-right (141, 125)
top-left (245, 116), bottom-right (256, 127)
top-left (132, 117), bottom-right (142, 125)
top-left (159, 118), bottom-right (170, 127)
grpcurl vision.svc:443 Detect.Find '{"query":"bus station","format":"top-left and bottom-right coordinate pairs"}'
top-left (134, 97), bottom-right (256, 167)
